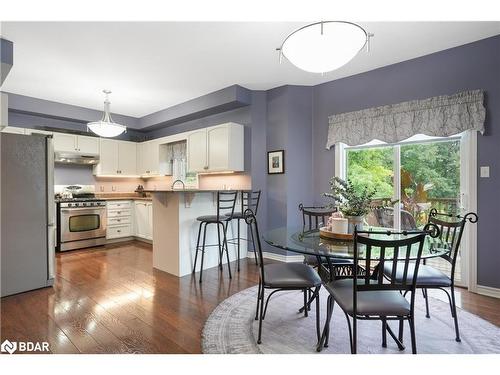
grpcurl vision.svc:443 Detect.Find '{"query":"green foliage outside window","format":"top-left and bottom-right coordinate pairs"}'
top-left (346, 140), bottom-right (461, 226)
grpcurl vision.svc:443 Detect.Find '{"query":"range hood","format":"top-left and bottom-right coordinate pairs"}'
top-left (54, 151), bottom-right (99, 165)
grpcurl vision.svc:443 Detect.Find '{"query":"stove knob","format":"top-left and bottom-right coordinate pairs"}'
top-left (68, 203), bottom-right (72, 207)
top-left (83, 202), bottom-right (87, 207)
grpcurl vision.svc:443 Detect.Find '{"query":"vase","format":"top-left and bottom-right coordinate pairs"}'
top-left (346, 215), bottom-right (364, 234)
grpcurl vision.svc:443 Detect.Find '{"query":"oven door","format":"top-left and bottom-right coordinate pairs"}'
top-left (60, 207), bottom-right (106, 243)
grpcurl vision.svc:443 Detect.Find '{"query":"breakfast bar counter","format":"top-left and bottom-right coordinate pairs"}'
top-left (144, 190), bottom-right (247, 277)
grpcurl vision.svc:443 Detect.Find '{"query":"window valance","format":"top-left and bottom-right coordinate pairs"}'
top-left (326, 90), bottom-right (485, 148)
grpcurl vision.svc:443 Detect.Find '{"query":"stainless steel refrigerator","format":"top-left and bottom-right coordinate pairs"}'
top-left (1, 132), bottom-right (55, 297)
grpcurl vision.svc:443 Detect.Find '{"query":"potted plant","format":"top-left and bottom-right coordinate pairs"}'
top-left (324, 177), bottom-right (376, 233)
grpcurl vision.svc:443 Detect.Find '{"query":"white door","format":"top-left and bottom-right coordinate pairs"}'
top-left (118, 141), bottom-right (137, 175)
top-left (147, 202), bottom-right (153, 240)
top-left (207, 125), bottom-right (229, 171)
top-left (137, 142), bottom-right (145, 175)
top-left (134, 202), bottom-right (149, 238)
top-left (99, 139), bottom-right (119, 174)
top-left (77, 135), bottom-right (99, 154)
top-left (53, 133), bottom-right (77, 152)
top-left (187, 129), bottom-right (207, 172)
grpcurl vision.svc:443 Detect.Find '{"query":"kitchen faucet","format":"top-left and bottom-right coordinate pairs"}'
top-left (171, 179), bottom-right (185, 190)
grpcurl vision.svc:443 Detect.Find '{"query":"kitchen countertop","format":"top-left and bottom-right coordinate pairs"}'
top-left (100, 196), bottom-right (152, 201)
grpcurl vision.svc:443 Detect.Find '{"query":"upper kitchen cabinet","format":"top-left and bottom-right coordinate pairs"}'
top-left (187, 129), bottom-right (207, 172)
top-left (94, 139), bottom-right (137, 176)
top-left (53, 133), bottom-right (99, 154)
top-left (137, 140), bottom-right (160, 176)
top-left (53, 133), bottom-right (76, 152)
top-left (77, 135), bottom-right (100, 154)
top-left (187, 123), bottom-right (244, 173)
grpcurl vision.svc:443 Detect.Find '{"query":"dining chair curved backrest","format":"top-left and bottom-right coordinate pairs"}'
top-left (353, 227), bottom-right (431, 298)
top-left (244, 209), bottom-right (265, 281)
top-left (370, 207), bottom-right (417, 230)
top-left (426, 209), bottom-right (478, 278)
top-left (299, 203), bottom-right (337, 231)
top-left (241, 190), bottom-right (261, 215)
top-left (217, 191), bottom-right (238, 221)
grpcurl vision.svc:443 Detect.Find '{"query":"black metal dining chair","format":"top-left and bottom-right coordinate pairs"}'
top-left (299, 203), bottom-right (352, 267)
top-left (318, 225), bottom-right (436, 354)
top-left (192, 191), bottom-right (238, 283)
top-left (244, 209), bottom-right (322, 345)
top-left (299, 203), bottom-right (354, 311)
top-left (299, 203), bottom-right (336, 231)
top-left (382, 209), bottom-right (478, 342)
top-left (225, 190), bottom-right (261, 271)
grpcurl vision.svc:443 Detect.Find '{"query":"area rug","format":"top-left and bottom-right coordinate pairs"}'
top-left (202, 286), bottom-right (500, 354)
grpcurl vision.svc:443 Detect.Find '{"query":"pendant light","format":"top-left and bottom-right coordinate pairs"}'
top-left (277, 21), bottom-right (372, 74)
top-left (87, 90), bottom-right (126, 137)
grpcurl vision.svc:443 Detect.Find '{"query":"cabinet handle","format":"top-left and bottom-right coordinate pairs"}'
top-left (117, 230), bottom-right (121, 233)
top-left (117, 211), bottom-right (121, 214)
top-left (116, 219), bottom-right (121, 222)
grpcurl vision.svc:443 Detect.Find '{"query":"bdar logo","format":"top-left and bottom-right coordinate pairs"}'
top-left (1, 339), bottom-right (17, 354)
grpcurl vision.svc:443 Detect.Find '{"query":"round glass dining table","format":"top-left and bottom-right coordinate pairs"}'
top-left (263, 227), bottom-right (450, 262)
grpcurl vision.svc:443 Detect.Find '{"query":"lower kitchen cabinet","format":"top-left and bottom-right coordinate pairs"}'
top-left (134, 201), bottom-right (153, 240)
top-left (106, 200), bottom-right (134, 240)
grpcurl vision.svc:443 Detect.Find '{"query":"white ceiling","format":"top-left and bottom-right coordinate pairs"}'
top-left (1, 21), bottom-right (499, 117)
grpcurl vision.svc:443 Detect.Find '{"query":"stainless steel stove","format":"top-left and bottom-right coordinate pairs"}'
top-left (56, 186), bottom-right (107, 251)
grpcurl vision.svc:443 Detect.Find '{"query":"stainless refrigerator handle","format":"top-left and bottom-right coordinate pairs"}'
top-left (46, 136), bottom-right (56, 281)
top-left (47, 137), bottom-right (55, 225)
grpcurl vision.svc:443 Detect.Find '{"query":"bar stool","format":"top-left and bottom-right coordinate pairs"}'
top-left (192, 190), bottom-right (238, 283)
top-left (225, 190), bottom-right (261, 271)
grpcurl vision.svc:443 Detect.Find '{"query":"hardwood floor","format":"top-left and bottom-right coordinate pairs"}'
top-left (1, 241), bottom-right (499, 354)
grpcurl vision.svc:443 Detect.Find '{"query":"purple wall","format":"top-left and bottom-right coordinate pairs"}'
top-left (312, 35), bottom-right (500, 288)
top-left (266, 86), bottom-right (314, 255)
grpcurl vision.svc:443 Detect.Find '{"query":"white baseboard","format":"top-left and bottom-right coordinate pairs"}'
top-left (475, 284), bottom-right (500, 299)
top-left (247, 251), bottom-right (304, 263)
top-left (106, 236), bottom-right (152, 245)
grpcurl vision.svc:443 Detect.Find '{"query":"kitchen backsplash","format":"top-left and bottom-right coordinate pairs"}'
top-left (54, 164), bottom-right (251, 192)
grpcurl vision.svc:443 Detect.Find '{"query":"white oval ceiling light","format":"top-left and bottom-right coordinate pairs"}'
top-left (278, 21), bottom-right (371, 74)
top-left (87, 90), bottom-right (127, 138)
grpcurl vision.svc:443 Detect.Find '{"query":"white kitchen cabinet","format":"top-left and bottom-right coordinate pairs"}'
top-left (106, 200), bottom-right (134, 240)
top-left (95, 139), bottom-right (119, 175)
top-left (77, 135), bottom-right (99, 154)
top-left (1, 126), bottom-right (26, 134)
top-left (53, 133), bottom-right (77, 152)
top-left (187, 123), bottom-right (244, 173)
top-left (137, 140), bottom-right (160, 176)
top-left (118, 141), bottom-right (137, 175)
top-left (134, 201), bottom-right (152, 240)
top-left (94, 139), bottom-right (137, 176)
top-left (148, 202), bottom-right (153, 240)
top-left (187, 129), bottom-right (208, 172)
top-left (53, 133), bottom-right (99, 154)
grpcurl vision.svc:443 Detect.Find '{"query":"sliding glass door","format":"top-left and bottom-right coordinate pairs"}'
top-left (342, 134), bottom-right (465, 285)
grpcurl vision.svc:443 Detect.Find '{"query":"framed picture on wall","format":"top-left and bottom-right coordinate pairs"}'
top-left (267, 150), bottom-right (285, 174)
